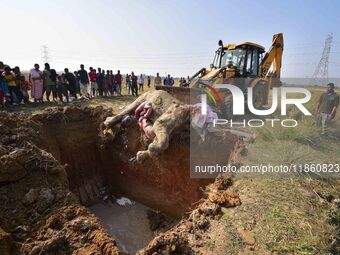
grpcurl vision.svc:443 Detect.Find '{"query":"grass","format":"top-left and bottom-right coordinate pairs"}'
top-left (205, 178), bottom-right (339, 255)
top-left (201, 88), bottom-right (340, 254)
top-left (251, 90), bottom-right (340, 166)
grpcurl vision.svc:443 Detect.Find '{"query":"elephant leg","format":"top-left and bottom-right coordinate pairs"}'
top-left (104, 93), bottom-right (148, 128)
top-left (136, 150), bottom-right (151, 162)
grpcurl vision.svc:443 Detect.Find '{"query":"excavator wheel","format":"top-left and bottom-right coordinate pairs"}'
top-left (221, 94), bottom-right (233, 119)
top-left (252, 83), bottom-right (267, 109)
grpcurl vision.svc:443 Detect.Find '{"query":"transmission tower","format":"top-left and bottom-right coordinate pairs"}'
top-left (42, 45), bottom-right (49, 64)
top-left (311, 33), bottom-right (333, 85)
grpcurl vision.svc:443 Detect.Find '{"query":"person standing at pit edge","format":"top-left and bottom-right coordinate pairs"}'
top-left (77, 64), bottom-right (90, 100)
top-left (131, 71), bottom-right (138, 97)
top-left (164, 74), bottom-right (174, 86)
top-left (97, 68), bottom-right (104, 97)
top-left (29, 64), bottom-right (44, 102)
top-left (43, 63), bottom-right (57, 102)
top-left (109, 70), bottom-right (115, 95)
top-left (316, 83), bottom-right (339, 134)
top-left (154, 72), bottom-right (162, 88)
top-left (104, 70), bottom-right (111, 97)
top-left (147, 76), bottom-right (151, 88)
top-left (88, 67), bottom-right (97, 97)
top-left (138, 74), bottom-right (144, 92)
top-left (114, 70), bottom-right (122, 96)
top-left (126, 73), bottom-right (131, 95)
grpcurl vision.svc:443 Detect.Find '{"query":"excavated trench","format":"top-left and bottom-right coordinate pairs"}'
top-left (35, 107), bottom-right (239, 254)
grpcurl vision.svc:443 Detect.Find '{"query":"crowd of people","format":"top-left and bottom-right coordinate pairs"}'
top-left (0, 61), bottom-right (181, 108)
top-left (1, 61), bottom-right (339, 136)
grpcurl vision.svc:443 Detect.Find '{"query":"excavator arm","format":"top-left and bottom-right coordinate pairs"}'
top-left (259, 33), bottom-right (284, 79)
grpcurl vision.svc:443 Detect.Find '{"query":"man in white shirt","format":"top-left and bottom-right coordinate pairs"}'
top-left (138, 74), bottom-right (144, 92)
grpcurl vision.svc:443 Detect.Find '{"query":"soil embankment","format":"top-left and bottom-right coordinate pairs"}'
top-left (0, 106), bottom-right (241, 254)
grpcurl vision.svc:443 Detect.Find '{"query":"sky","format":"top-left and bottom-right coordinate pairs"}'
top-left (1, 0), bottom-right (340, 78)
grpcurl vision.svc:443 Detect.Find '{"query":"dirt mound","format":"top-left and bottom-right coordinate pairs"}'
top-left (0, 107), bottom-right (124, 255)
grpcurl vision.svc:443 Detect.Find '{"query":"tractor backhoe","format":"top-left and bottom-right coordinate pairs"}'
top-left (156, 33), bottom-right (284, 118)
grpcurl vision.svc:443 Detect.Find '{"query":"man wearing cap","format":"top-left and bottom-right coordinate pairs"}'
top-left (316, 83), bottom-right (339, 134)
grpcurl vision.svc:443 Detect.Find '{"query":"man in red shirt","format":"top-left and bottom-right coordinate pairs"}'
top-left (88, 67), bottom-right (97, 97)
top-left (114, 70), bottom-right (122, 96)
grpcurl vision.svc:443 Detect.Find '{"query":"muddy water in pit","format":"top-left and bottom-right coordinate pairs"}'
top-left (90, 201), bottom-right (172, 254)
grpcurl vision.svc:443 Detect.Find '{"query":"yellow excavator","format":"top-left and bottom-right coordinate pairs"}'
top-left (156, 33), bottom-right (284, 118)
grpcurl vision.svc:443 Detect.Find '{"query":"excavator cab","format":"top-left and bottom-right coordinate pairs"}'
top-left (211, 42), bottom-right (265, 78)
top-left (198, 34), bottom-right (283, 117)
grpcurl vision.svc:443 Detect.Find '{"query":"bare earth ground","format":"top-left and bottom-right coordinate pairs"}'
top-left (1, 88), bottom-right (339, 254)
top-left (0, 107), bottom-right (124, 255)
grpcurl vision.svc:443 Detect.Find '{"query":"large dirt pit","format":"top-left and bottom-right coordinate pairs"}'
top-left (0, 106), bottom-right (241, 254)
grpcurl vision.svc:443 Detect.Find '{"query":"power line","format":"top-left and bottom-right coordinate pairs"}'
top-left (311, 33), bottom-right (333, 85)
top-left (42, 45), bottom-right (49, 64)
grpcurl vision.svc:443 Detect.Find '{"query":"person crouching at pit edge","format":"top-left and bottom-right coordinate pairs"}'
top-left (56, 75), bottom-right (69, 103)
top-left (316, 82), bottom-right (339, 134)
top-left (64, 68), bottom-right (77, 99)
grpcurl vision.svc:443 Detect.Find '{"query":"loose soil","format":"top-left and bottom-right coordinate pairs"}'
top-left (0, 104), bottom-right (241, 254)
